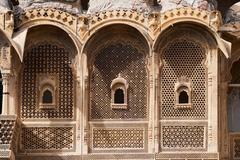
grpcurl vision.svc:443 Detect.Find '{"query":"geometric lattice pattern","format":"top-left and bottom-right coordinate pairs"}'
top-left (90, 42), bottom-right (147, 119)
top-left (162, 125), bottom-right (205, 149)
top-left (233, 138), bottom-right (240, 159)
top-left (21, 43), bottom-right (74, 119)
top-left (21, 127), bottom-right (74, 151)
top-left (0, 120), bottom-right (15, 145)
top-left (92, 128), bottom-right (144, 149)
top-left (161, 39), bottom-right (207, 118)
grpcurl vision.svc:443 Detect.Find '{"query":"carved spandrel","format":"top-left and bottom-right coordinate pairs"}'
top-left (148, 12), bottom-right (160, 38)
top-left (77, 16), bottom-right (89, 39)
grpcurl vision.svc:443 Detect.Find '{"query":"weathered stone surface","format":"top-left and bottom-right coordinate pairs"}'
top-left (0, 0), bottom-right (12, 12)
top-left (159, 0), bottom-right (217, 12)
top-left (17, 0), bottom-right (82, 14)
top-left (225, 2), bottom-right (240, 23)
top-left (87, 0), bottom-right (217, 14)
top-left (87, 0), bottom-right (150, 14)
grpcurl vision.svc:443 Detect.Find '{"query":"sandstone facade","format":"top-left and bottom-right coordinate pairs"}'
top-left (0, 0), bottom-right (239, 160)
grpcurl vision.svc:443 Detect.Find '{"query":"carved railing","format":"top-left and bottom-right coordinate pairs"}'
top-left (0, 115), bottom-right (20, 160)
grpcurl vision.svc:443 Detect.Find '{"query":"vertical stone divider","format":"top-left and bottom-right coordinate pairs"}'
top-left (207, 48), bottom-right (219, 153)
top-left (220, 81), bottom-right (230, 159)
top-left (9, 74), bottom-right (17, 115)
top-left (82, 53), bottom-right (89, 154)
top-left (148, 52), bottom-right (154, 153)
top-left (153, 52), bottom-right (160, 153)
top-left (1, 71), bottom-right (10, 115)
top-left (1, 44), bottom-right (12, 115)
top-left (219, 53), bottom-right (231, 159)
top-left (76, 55), bottom-right (82, 153)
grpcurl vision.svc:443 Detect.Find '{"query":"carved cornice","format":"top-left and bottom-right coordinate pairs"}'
top-left (15, 7), bottom-right (222, 43)
top-left (88, 10), bottom-right (147, 30)
top-left (87, 8), bottom-right (222, 40)
top-left (160, 7), bottom-right (222, 32)
top-left (16, 8), bottom-right (82, 38)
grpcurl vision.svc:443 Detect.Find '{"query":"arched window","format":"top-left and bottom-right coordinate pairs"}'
top-left (114, 89), bottom-right (124, 104)
top-left (111, 74), bottom-right (128, 109)
top-left (42, 89), bottom-right (53, 104)
top-left (38, 74), bottom-right (58, 110)
top-left (179, 91), bottom-right (189, 103)
top-left (175, 76), bottom-right (192, 109)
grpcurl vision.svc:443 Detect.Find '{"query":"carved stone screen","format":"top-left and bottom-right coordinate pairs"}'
top-left (21, 43), bottom-right (74, 119)
top-left (161, 39), bottom-right (207, 119)
top-left (92, 128), bottom-right (144, 149)
top-left (21, 127), bottom-right (74, 152)
top-left (90, 42), bottom-right (147, 120)
top-left (161, 125), bottom-right (205, 149)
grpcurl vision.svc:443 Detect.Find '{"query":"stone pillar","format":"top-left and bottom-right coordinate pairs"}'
top-left (76, 76), bottom-right (82, 154)
top-left (1, 70), bottom-right (10, 115)
top-left (82, 53), bottom-right (89, 154)
top-left (153, 52), bottom-right (160, 153)
top-left (207, 48), bottom-right (219, 153)
top-left (220, 81), bottom-right (230, 159)
top-left (0, 44), bottom-right (11, 115)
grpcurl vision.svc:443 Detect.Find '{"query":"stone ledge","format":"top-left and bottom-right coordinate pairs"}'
top-left (17, 154), bottom-right (154, 160)
top-left (0, 115), bottom-right (17, 120)
top-left (0, 150), bottom-right (15, 160)
top-left (156, 153), bottom-right (219, 159)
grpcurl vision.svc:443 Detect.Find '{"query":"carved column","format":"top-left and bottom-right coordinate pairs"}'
top-left (207, 48), bottom-right (219, 152)
top-left (76, 75), bottom-right (82, 153)
top-left (219, 53), bottom-right (231, 159)
top-left (1, 71), bottom-right (10, 115)
top-left (82, 53), bottom-right (89, 154)
top-left (153, 52), bottom-right (160, 153)
top-left (148, 53), bottom-right (155, 153)
top-left (1, 44), bottom-right (11, 115)
top-left (220, 81), bottom-right (230, 159)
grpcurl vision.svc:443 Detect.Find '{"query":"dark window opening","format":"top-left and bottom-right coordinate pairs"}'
top-left (42, 90), bottom-right (53, 104)
top-left (0, 73), bottom-right (2, 114)
top-left (114, 89), bottom-right (124, 104)
top-left (179, 91), bottom-right (189, 103)
top-left (81, 0), bottom-right (89, 10)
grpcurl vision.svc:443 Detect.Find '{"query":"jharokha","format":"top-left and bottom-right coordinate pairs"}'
top-left (0, 0), bottom-right (240, 160)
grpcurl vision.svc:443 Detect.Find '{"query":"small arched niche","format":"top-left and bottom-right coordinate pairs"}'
top-left (175, 76), bottom-right (192, 109)
top-left (42, 89), bottom-right (53, 104)
top-left (111, 74), bottom-right (128, 109)
top-left (38, 73), bottom-right (58, 110)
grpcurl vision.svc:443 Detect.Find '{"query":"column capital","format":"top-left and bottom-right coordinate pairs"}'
top-left (1, 70), bottom-right (11, 84)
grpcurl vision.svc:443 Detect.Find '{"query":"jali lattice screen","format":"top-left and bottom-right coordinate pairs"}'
top-left (90, 42), bottom-right (147, 120)
top-left (21, 43), bottom-right (74, 119)
top-left (21, 127), bottom-right (74, 151)
top-left (161, 39), bottom-right (207, 118)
